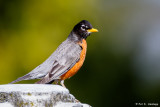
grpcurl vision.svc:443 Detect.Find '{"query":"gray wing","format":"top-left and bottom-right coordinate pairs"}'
top-left (36, 39), bottom-right (82, 84)
top-left (10, 39), bottom-right (81, 84)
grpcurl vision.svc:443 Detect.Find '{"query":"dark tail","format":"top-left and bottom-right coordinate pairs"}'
top-left (9, 74), bottom-right (31, 84)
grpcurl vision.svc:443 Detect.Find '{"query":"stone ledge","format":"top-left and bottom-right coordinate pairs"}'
top-left (0, 84), bottom-right (91, 107)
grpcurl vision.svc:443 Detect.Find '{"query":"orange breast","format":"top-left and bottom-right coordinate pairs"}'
top-left (60, 39), bottom-right (87, 80)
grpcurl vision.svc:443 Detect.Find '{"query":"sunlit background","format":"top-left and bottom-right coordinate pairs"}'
top-left (1, 0), bottom-right (160, 106)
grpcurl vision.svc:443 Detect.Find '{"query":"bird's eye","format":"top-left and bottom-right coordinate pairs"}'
top-left (81, 25), bottom-right (86, 31)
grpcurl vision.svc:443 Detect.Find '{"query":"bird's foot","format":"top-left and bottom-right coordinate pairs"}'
top-left (75, 99), bottom-right (80, 103)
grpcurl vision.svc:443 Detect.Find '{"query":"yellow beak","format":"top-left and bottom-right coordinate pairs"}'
top-left (87, 28), bottom-right (98, 33)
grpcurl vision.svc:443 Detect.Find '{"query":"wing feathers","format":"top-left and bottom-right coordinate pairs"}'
top-left (10, 39), bottom-right (82, 84)
top-left (36, 39), bottom-right (82, 84)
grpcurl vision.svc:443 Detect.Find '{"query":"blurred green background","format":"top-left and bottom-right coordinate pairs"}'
top-left (1, 0), bottom-right (160, 106)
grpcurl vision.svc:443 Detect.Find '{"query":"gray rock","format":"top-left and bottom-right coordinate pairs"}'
top-left (55, 102), bottom-right (91, 107)
top-left (0, 84), bottom-right (91, 107)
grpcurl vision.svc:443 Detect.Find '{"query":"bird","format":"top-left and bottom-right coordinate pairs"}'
top-left (10, 20), bottom-right (98, 88)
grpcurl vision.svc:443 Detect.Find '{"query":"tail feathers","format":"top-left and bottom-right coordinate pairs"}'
top-left (9, 74), bottom-right (31, 84)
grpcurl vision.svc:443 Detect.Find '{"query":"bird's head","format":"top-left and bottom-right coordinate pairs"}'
top-left (72, 20), bottom-right (98, 39)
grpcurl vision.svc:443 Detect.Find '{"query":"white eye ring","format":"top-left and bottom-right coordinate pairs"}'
top-left (81, 25), bottom-right (86, 31)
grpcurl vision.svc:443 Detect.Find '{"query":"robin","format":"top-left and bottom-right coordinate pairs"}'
top-left (10, 20), bottom-right (98, 88)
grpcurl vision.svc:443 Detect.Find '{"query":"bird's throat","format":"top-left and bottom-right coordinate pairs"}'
top-left (68, 31), bottom-right (85, 42)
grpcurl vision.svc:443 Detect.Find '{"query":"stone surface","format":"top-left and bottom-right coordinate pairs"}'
top-left (0, 84), bottom-right (91, 107)
top-left (55, 102), bottom-right (91, 107)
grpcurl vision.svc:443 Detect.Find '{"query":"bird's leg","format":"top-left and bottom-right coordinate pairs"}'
top-left (60, 80), bottom-right (66, 88)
